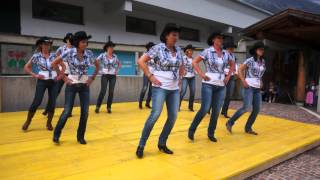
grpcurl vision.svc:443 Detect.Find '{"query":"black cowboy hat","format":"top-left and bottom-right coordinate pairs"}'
top-left (207, 32), bottom-right (225, 46)
top-left (160, 24), bottom-right (181, 43)
top-left (72, 31), bottom-right (92, 47)
top-left (145, 42), bottom-right (155, 51)
top-left (36, 36), bottom-right (53, 46)
top-left (63, 33), bottom-right (73, 43)
top-left (103, 41), bottom-right (116, 51)
top-left (184, 44), bottom-right (194, 52)
top-left (223, 37), bottom-right (237, 49)
top-left (249, 41), bottom-right (265, 55)
top-left (35, 39), bottom-right (41, 47)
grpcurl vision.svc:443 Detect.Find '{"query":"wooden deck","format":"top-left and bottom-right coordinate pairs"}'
top-left (1, 102), bottom-right (320, 180)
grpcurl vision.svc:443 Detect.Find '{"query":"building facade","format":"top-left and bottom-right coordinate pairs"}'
top-left (0, 0), bottom-right (270, 111)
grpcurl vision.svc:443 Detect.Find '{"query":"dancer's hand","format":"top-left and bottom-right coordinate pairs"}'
top-left (201, 73), bottom-right (210, 81)
top-left (86, 78), bottom-right (94, 86)
top-left (224, 76), bottom-right (230, 85)
top-left (242, 80), bottom-right (249, 88)
top-left (149, 75), bottom-right (161, 86)
top-left (55, 74), bottom-right (64, 81)
top-left (64, 77), bottom-right (73, 85)
top-left (33, 74), bottom-right (45, 80)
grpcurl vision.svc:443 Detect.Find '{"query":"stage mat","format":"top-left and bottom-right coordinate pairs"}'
top-left (0, 102), bottom-right (320, 180)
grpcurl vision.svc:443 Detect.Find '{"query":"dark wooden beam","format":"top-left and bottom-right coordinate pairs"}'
top-left (270, 26), bottom-right (320, 34)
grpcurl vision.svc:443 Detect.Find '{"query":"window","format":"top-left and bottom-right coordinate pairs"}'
top-left (126, 16), bottom-right (156, 35)
top-left (180, 27), bottom-right (200, 42)
top-left (32, 0), bottom-right (84, 25)
top-left (0, 0), bottom-right (20, 34)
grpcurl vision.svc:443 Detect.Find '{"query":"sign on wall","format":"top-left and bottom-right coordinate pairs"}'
top-left (1, 44), bottom-right (33, 74)
top-left (89, 49), bottom-right (136, 76)
top-left (116, 51), bottom-right (136, 75)
top-left (1, 43), bottom-right (137, 76)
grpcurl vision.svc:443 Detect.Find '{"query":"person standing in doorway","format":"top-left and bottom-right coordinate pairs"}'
top-left (226, 41), bottom-right (266, 135)
top-left (138, 42), bottom-right (155, 109)
top-left (179, 44), bottom-right (196, 112)
top-left (95, 41), bottom-right (121, 114)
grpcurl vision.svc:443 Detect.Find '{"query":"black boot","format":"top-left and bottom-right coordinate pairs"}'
top-left (145, 103), bottom-right (151, 109)
top-left (226, 122), bottom-right (233, 134)
top-left (53, 136), bottom-right (60, 144)
top-left (139, 101), bottom-right (143, 109)
top-left (95, 107), bottom-right (100, 114)
top-left (188, 131), bottom-right (194, 141)
top-left (22, 111), bottom-right (35, 131)
top-left (221, 112), bottom-right (230, 118)
top-left (42, 110), bottom-right (48, 116)
top-left (158, 145), bottom-right (174, 154)
top-left (189, 107), bottom-right (194, 112)
top-left (136, 146), bottom-right (144, 158)
top-left (208, 136), bottom-right (217, 142)
top-left (107, 108), bottom-right (112, 114)
top-left (77, 138), bottom-right (87, 145)
top-left (47, 112), bottom-right (54, 131)
top-left (224, 114), bottom-right (231, 118)
top-left (245, 129), bottom-right (258, 135)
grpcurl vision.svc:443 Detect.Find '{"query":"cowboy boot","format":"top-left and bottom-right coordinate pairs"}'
top-left (22, 111), bottom-right (35, 131)
top-left (47, 112), bottom-right (54, 131)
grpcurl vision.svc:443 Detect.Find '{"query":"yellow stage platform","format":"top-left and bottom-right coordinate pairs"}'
top-left (0, 102), bottom-right (320, 180)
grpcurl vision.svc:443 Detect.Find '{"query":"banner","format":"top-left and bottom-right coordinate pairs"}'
top-left (1, 44), bottom-right (33, 74)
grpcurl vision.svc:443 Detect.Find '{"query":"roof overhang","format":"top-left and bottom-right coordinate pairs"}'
top-left (241, 9), bottom-right (320, 48)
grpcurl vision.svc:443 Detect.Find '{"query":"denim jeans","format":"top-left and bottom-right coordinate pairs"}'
top-left (221, 76), bottom-right (235, 114)
top-left (189, 83), bottom-right (225, 137)
top-left (29, 79), bottom-right (59, 113)
top-left (180, 77), bottom-right (195, 109)
top-left (54, 84), bottom-right (90, 139)
top-left (138, 87), bottom-right (179, 147)
top-left (139, 74), bottom-right (152, 106)
top-left (227, 87), bottom-right (261, 131)
top-left (44, 77), bottom-right (74, 114)
top-left (96, 74), bottom-right (116, 109)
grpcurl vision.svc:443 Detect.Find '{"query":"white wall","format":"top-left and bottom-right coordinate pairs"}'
top-left (134, 0), bottom-right (269, 28)
top-left (20, 0), bottom-right (233, 48)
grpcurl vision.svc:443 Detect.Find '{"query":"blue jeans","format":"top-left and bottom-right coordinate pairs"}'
top-left (180, 77), bottom-right (195, 109)
top-left (221, 76), bottom-right (235, 114)
top-left (227, 87), bottom-right (261, 131)
top-left (44, 76), bottom-right (74, 115)
top-left (54, 84), bottom-right (90, 139)
top-left (96, 74), bottom-right (116, 109)
top-left (189, 83), bottom-right (225, 137)
top-left (138, 87), bottom-right (179, 147)
top-left (29, 79), bottom-right (59, 113)
top-left (139, 74), bottom-right (152, 106)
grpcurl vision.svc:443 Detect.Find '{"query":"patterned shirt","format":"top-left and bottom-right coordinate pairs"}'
top-left (56, 45), bottom-right (73, 74)
top-left (200, 47), bottom-right (230, 74)
top-left (224, 52), bottom-right (236, 75)
top-left (183, 55), bottom-right (195, 77)
top-left (61, 48), bottom-right (96, 83)
top-left (243, 56), bottom-right (266, 88)
top-left (199, 46), bottom-right (231, 86)
top-left (146, 43), bottom-right (184, 90)
top-left (97, 53), bottom-right (120, 75)
top-left (147, 43), bottom-right (184, 79)
top-left (146, 56), bottom-right (156, 73)
top-left (31, 52), bottom-right (57, 79)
